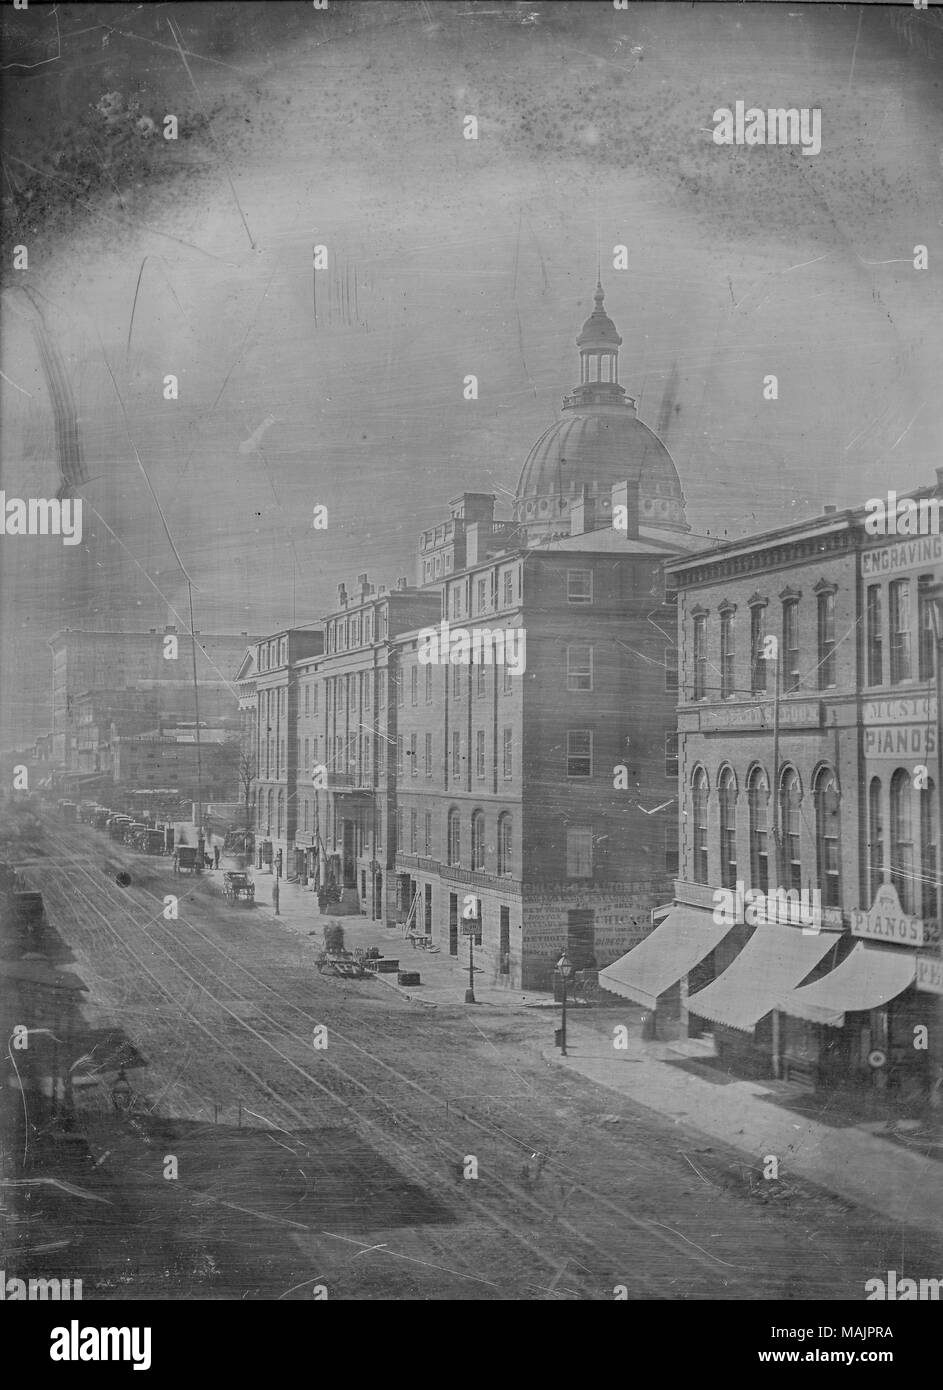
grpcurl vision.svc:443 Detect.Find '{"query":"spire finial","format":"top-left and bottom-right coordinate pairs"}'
top-left (594, 274), bottom-right (604, 309)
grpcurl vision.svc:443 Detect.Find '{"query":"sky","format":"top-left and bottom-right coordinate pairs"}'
top-left (2, 0), bottom-right (942, 746)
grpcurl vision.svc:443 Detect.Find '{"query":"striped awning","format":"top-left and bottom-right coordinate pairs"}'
top-left (599, 906), bottom-right (735, 1010)
top-left (687, 923), bottom-right (841, 1033)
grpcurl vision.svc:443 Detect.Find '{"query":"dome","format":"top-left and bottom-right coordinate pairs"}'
top-left (514, 412), bottom-right (688, 536)
top-left (513, 280), bottom-right (689, 542)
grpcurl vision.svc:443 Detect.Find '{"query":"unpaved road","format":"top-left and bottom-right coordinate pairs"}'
top-left (4, 813), bottom-right (941, 1301)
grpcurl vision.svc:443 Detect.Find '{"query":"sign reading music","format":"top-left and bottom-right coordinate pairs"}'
top-left (863, 695), bottom-right (938, 762)
top-left (850, 883), bottom-right (936, 949)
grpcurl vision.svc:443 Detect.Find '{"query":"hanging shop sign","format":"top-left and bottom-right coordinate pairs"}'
top-left (849, 883), bottom-right (935, 948)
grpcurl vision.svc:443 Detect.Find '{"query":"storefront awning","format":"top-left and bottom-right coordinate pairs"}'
top-left (598, 907), bottom-right (735, 1009)
top-left (688, 923), bottom-right (841, 1034)
top-left (777, 941), bottom-right (917, 1028)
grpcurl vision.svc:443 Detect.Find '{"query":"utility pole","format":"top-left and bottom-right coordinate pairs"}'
top-left (187, 580), bottom-right (204, 873)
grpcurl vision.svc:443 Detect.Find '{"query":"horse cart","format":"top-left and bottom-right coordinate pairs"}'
top-left (222, 871), bottom-right (255, 905)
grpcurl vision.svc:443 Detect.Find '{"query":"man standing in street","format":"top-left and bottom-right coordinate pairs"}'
top-left (272, 875), bottom-right (280, 916)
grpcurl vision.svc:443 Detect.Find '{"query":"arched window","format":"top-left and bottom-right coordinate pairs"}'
top-left (447, 809), bottom-right (460, 866)
top-left (890, 769), bottom-right (914, 914)
top-left (921, 780), bottom-right (938, 923)
top-left (497, 813), bottom-right (512, 876)
top-left (780, 768), bottom-right (801, 892)
top-left (868, 777), bottom-right (883, 904)
top-left (748, 767), bottom-right (769, 894)
top-left (471, 810), bottom-right (485, 871)
top-left (691, 768), bottom-right (709, 885)
top-left (719, 768), bottom-right (737, 889)
top-left (815, 768), bottom-right (841, 909)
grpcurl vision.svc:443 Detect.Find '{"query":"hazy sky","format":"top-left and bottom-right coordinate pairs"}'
top-left (2, 1), bottom-right (942, 744)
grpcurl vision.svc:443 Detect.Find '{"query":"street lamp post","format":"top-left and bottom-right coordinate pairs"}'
top-left (557, 948), bottom-right (572, 1056)
top-left (925, 581), bottom-right (943, 1110)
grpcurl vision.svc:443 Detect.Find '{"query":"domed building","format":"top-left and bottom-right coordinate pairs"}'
top-left (514, 281), bottom-right (689, 544)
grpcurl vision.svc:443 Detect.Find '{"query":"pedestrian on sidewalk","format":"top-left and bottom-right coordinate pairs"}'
top-left (213, 844), bottom-right (220, 870)
top-left (272, 877), bottom-right (280, 915)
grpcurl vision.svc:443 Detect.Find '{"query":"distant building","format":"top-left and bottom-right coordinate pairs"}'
top-left (48, 627), bottom-right (255, 769)
top-left (112, 721), bottom-right (242, 802)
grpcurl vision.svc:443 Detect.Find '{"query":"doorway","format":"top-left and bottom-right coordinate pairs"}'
top-left (499, 906), bottom-right (510, 974)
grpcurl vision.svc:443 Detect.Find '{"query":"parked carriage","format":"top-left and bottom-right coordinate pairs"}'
top-left (222, 871), bottom-right (255, 905)
top-left (174, 846), bottom-right (200, 874)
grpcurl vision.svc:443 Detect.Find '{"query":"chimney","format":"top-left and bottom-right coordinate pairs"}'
top-left (337, 582), bottom-right (348, 607)
top-left (570, 486), bottom-right (596, 536)
top-left (936, 465), bottom-right (943, 490)
top-left (823, 505), bottom-right (837, 515)
top-left (396, 576), bottom-right (408, 590)
top-left (611, 480), bottom-right (639, 539)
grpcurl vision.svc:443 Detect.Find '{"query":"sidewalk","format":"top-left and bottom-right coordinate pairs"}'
top-left (221, 861), bottom-right (535, 1008)
top-left (541, 1013), bottom-right (943, 1242)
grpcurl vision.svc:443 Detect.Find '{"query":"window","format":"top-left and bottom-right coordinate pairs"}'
top-left (425, 664), bottom-right (433, 703)
top-left (890, 769), bottom-right (914, 913)
top-left (692, 768), bottom-right (709, 885)
top-left (277, 789), bottom-right (285, 837)
top-left (410, 809), bottom-right (417, 854)
top-left (693, 615), bottom-right (707, 700)
top-left (750, 604), bottom-right (767, 694)
top-left (566, 730), bottom-right (593, 778)
top-left (395, 671), bottom-right (404, 706)
top-left (566, 826), bottom-right (593, 878)
top-left (410, 666), bottom-right (418, 705)
top-left (720, 607), bottom-right (735, 699)
top-left (918, 576), bottom-right (937, 682)
top-left (868, 777), bottom-right (883, 904)
top-left (377, 737), bottom-right (386, 776)
top-left (566, 644), bottom-right (594, 692)
top-left (304, 686), bottom-right (310, 715)
top-left (451, 588), bottom-right (462, 621)
top-left (503, 727), bottom-right (513, 779)
top-left (665, 822), bottom-right (679, 876)
top-left (567, 569), bottom-right (593, 604)
top-left (396, 736), bottom-right (404, 776)
top-left (665, 731), bottom-right (678, 779)
top-left (503, 571), bottom-right (513, 606)
top-left (748, 767), bottom-right (769, 894)
top-left (920, 781), bottom-right (938, 923)
top-left (476, 578), bottom-right (487, 614)
top-left (447, 809), bottom-right (460, 865)
top-left (451, 731), bottom-right (461, 778)
top-left (503, 664), bottom-right (513, 694)
top-left (394, 808), bottom-right (402, 853)
top-left (889, 580), bottom-right (912, 683)
top-left (475, 729), bottom-right (485, 779)
top-left (363, 612), bottom-right (372, 644)
top-left (452, 663), bottom-right (462, 698)
top-left (866, 585), bottom-right (883, 687)
top-left (350, 617), bottom-right (360, 646)
top-left (471, 810), bottom-right (485, 870)
top-left (665, 646), bottom-right (679, 694)
top-left (424, 811), bottom-right (432, 856)
top-left (815, 768), bottom-right (841, 909)
top-left (350, 675), bottom-right (358, 712)
top-left (781, 768), bottom-right (801, 892)
top-left (477, 662), bottom-right (486, 697)
top-left (817, 590), bottom-right (836, 688)
top-left (782, 600), bottom-right (800, 693)
top-left (424, 732), bottom-right (432, 777)
top-left (304, 737), bottom-right (310, 773)
top-left (361, 671), bottom-right (370, 712)
top-left (378, 673), bottom-right (386, 711)
top-left (719, 768), bottom-right (737, 889)
top-left (409, 733), bottom-right (417, 776)
top-left (497, 813), bottom-right (512, 876)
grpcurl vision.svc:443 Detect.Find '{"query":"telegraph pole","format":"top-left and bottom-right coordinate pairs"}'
top-left (187, 580), bottom-right (204, 872)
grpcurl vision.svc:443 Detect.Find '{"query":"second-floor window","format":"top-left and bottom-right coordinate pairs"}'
top-left (566, 730), bottom-right (592, 778)
top-left (720, 608), bottom-right (735, 699)
top-left (918, 575), bottom-right (937, 681)
top-left (815, 768), bottom-right (841, 909)
top-left (782, 600), bottom-right (800, 693)
top-left (817, 590), bottom-right (836, 688)
top-left (866, 585), bottom-right (883, 686)
top-left (475, 729), bottom-right (485, 779)
top-left (781, 767), bottom-right (802, 892)
top-left (665, 731), bottom-right (678, 779)
top-left (451, 731), bottom-right (461, 777)
top-left (424, 732), bottom-right (432, 777)
top-left (503, 727), bottom-right (513, 779)
top-left (719, 768), bottom-right (737, 890)
top-left (692, 768), bottom-right (709, 884)
top-left (693, 615), bottom-right (707, 700)
top-left (410, 667), bottom-right (418, 704)
top-left (409, 733), bottom-right (417, 775)
top-left (566, 644), bottom-right (594, 691)
top-left (750, 603), bottom-right (767, 694)
top-left (567, 569), bottom-right (593, 604)
top-left (748, 767), bottom-right (769, 894)
top-left (889, 579), bottom-right (912, 684)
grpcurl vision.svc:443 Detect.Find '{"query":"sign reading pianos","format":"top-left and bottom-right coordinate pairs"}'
top-left (850, 883), bottom-right (936, 948)
top-left (863, 695), bottom-right (937, 762)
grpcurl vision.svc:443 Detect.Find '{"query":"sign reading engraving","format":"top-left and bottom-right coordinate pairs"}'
top-left (861, 534), bottom-right (943, 577)
top-left (850, 884), bottom-right (934, 948)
